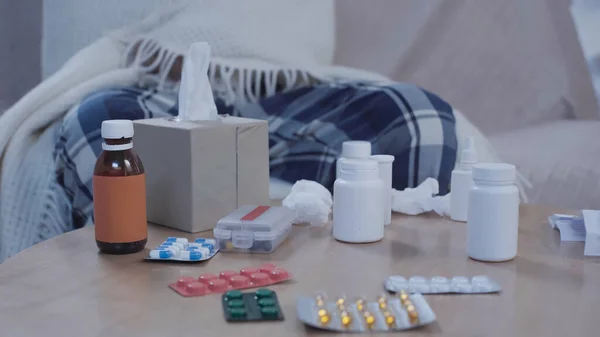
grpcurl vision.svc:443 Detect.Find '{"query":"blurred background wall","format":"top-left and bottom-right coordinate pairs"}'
top-left (1, 0), bottom-right (599, 113)
top-left (0, 0), bottom-right (41, 111)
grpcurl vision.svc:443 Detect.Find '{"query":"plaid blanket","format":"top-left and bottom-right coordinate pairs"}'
top-left (54, 82), bottom-right (457, 229)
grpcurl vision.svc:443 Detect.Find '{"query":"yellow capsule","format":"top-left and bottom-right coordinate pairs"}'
top-left (383, 312), bottom-right (396, 327)
top-left (340, 312), bottom-right (352, 327)
top-left (399, 290), bottom-right (409, 302)
top-left (317, 309), bottom-right (328, 317)
top-left (319, 314), bottom-right (331, 325)
top-left (364, 313), bottom-right (376, 327)
top-left (377, 295), bottom-right (387, 309)
top-left (356, 298), bottom-right (366, 312)
top-left (336, 298), bottom-right (345, 307)
top-left (408, 310), bottom-right (419, 324)
top-left (315, 294), bottom-right (325, 307)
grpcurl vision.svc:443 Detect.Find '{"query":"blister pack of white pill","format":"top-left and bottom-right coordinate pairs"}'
top-left (384, 276), bottom-right (501, 294)
top-left (146, 237), bottom-right (218, 262)
top-left (296, 293), bottom-right (436, 333)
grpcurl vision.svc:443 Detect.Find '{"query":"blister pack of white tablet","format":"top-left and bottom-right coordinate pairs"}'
top-left (296, 293), bottom-right (436, 333)
top-left (385, 276), bottom-right (501, 294)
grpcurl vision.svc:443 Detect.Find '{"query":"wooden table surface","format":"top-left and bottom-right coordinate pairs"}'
top-left (1, 204), bottom-right (599, 337)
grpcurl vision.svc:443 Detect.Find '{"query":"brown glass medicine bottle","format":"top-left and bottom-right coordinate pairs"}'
top-left (93, 120), bottom-right (147, 254)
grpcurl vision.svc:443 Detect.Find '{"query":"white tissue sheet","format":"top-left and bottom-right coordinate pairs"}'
top-left (178, 42), bottom-right (218, 121)
top-left (391, 178), bottom-right (450, 216)
top-left (282, 180), bottom-right (332, 227)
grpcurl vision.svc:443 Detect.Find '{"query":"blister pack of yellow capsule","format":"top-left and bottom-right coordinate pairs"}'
top-left (296, 292), bottom-right (436, 332)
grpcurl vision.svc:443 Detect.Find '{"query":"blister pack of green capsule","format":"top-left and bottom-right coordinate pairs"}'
top-left (222, 289), bottom-right (284, 322)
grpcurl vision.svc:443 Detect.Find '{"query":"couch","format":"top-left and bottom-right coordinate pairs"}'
top-left (1, 0), bottom-right (599, 210)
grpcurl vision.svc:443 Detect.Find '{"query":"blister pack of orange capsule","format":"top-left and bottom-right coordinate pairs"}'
top-left (296, 292), bottom-right (436, 332)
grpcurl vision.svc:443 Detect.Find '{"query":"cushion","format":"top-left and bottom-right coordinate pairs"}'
top-left (335, 0), bottom-right (599, 134)
top-left (490, 120), bottom-right (600, 209)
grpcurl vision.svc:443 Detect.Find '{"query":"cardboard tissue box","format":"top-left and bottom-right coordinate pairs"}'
top-left (133, 116), bottom-right (270, 232)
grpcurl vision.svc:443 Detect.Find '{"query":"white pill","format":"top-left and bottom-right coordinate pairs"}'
top-left (430, 276), bottom-right (449, 284)
top-left (455, 283), bottom-right (473, 293)
top-left (471, 275), bottom-right (490, 284)
top-left (389, 276), bottom-right (407, 284)
top-left (430, 284), bottom-right (451, 293)
top-left (472, 283), bottom-right (494, 292)
top-left (451, 276), bottom-right (469, 284)
top-left (408, 276), bottom-right (428, 284)
top-left (412, 284), bottom-right (430, 293)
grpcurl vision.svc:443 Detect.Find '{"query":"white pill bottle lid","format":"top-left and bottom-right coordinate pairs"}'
top-left (101, 119), bottom-right (134, 139)
top-left (341, 141), bottom-right (371, 159)
top-left (101, 120), bottom-right (134, 151)
top-left (472, 163), bottom-right (516, 184)
top-left (339, 158), bottom-right (379, 181)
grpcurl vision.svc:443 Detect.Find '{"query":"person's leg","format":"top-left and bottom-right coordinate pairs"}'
top-left (234, 82), bottom-right (457, 194)
top-left (54, 87), bottom-right (178, 229)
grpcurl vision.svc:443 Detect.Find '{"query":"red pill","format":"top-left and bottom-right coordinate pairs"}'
top-left (208, 279), bottom-right (229, 292)
top-left (185, 282), bottom-right (207, 296)
top-left (249, 272), bottom-right (270, 285)
top-left (259, 263), bottom-right (277, 273)
top-left (240, 267), bottom-right (260, 277)
top-left (177, 276), bottom-right (196, 287)
top-left (198, 273), bottom-right (217, 284)
top-left (219, 270), bottom-right (239, 281)
top-left (229, 275), bottom-right (251, 288)
top-left (269, 268), bottom-right (290, 282)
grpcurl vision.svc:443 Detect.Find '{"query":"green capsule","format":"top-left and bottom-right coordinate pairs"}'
top-left (225, 290), bottom-right (243, 301)
top-left (255, 288), bottom-right (273, 298)
top-left (257, 298), bottom-right (276, 307)
top-left (228, 307), bottom-right (247, 318)
top-left (227, 299), bottom-right (245, 308)
top-left (260, 306), bottom-right (279, 317)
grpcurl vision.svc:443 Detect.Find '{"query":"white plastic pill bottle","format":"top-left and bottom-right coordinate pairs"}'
top-left (333, 159), bottom-right (384, 243)
top-left (467, 163), bottom-right (519, 262)
top-left (336, 141), bottom-right (371, 179)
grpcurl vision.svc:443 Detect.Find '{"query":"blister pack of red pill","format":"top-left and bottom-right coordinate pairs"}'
top-left (169, 263), bottom-right (291, 297)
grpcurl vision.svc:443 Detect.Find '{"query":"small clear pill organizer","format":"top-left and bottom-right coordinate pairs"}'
top-left (213, 205), bottom-right (296, 253)
top-left (384, 275), bottom-right (502, 294)
top-left (146, 237), bottom-right (218, 262)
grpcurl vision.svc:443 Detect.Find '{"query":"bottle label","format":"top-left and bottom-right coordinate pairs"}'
top-left (93, 174), bottom-right (147, 243)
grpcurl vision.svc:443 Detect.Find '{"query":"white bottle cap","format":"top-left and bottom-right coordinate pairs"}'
top-left (340, 158), bottom-right (378, 171)
top-left (101, 120), bottom-right (134, 139)
top-left (472, 163), bottom-right (516, 183)
top-left (370, 154), bottom-right (395, 164)
top-left (461, 136), bottom-right (477, 164)
top-left (342, 141), bottom-right (372, 159)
